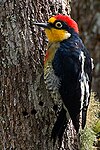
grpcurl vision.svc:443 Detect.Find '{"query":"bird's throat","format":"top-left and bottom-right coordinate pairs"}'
top-left (44, 42), bottom-right (60, 67)
top-left (45, 28), bottom-right (71, 43)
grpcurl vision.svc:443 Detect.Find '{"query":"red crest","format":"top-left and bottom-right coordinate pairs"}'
top-left (54, 14), bottom-right (79, 33)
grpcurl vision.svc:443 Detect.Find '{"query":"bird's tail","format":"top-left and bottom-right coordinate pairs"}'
top-left (51, 107), bottom-right (68, 146)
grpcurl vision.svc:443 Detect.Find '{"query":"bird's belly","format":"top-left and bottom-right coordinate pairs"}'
top-left (44, 63), bottom-right (60, 91)
top-left (44, 63), bottom-right (61, 102)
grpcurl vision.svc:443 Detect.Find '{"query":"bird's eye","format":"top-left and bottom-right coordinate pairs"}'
top-left (55, 22), bottom-right (62, 28)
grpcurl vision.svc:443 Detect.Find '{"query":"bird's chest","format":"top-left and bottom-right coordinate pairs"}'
top-left (44, 42), bottom-right (61, 99)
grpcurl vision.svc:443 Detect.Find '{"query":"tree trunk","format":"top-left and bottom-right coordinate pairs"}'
top-left (0, 0), bottom-right (79, 149)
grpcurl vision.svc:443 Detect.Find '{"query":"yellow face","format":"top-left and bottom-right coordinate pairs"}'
top-left (45, 17), bottom-right (71, 43)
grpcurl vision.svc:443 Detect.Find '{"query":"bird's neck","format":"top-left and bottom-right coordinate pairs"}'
top-left (44, 42), bottom-right (60, 67)
top-left (44, 32), bottom-right (80, 66)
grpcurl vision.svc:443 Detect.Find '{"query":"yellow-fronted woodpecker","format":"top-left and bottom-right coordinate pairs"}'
top-left (33, 14), bottom-right (93, 145)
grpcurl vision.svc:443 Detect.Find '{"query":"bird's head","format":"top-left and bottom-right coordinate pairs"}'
top-left (33, 14), bottom-right (79, 43)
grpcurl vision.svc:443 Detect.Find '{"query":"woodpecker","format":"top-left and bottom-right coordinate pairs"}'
top-left (33, 14), bottom-right (93, 145)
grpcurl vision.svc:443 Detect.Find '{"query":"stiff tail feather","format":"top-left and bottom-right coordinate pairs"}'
top-left (51, 107), bottom-right (68, 146)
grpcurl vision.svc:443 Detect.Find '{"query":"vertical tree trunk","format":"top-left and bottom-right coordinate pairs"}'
top-left (0, 0), bottom-right (79, 149)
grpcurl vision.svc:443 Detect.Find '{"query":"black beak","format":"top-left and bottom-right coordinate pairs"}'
top-left (33, 22), bottom-right (50, 29)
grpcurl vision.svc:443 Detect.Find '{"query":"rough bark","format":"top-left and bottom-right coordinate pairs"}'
top-left (0, 0), bottom-right (79, 149)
